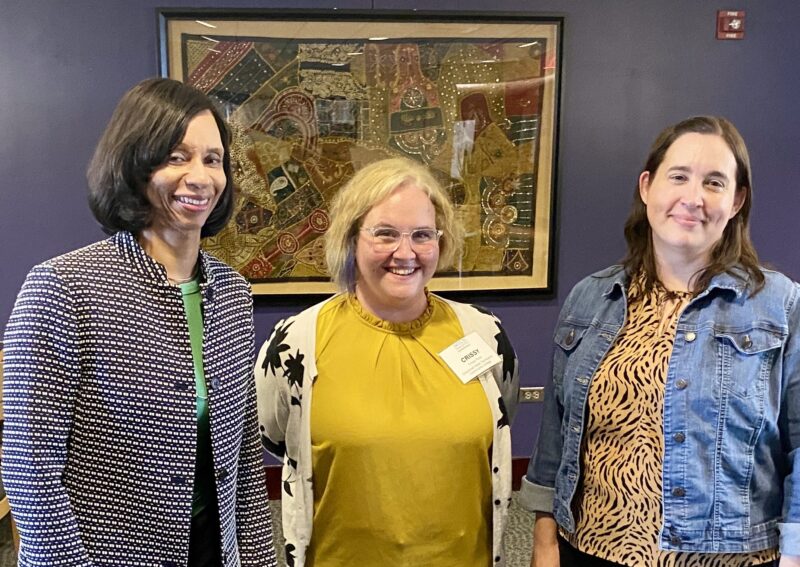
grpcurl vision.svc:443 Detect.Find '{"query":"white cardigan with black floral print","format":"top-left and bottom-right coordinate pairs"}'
top-left (255, 294), bottom-right (519, 567)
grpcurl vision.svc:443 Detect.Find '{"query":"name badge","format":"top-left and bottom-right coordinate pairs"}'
top-left (439, 332), bottom-right (502, 384)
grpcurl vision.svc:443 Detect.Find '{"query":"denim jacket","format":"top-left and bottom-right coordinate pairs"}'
top-left (520, 265), bottom-right (800, 556)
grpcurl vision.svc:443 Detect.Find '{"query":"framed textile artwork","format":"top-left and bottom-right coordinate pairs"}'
top-left (159, 10), bottom-right (562, 294)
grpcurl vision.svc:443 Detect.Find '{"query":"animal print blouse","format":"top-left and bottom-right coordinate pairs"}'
top-left (563, 280), bottom-right (779, 567)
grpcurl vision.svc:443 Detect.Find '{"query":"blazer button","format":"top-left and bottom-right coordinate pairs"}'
top-left (171, 475), bottom-right (186, 486)
top-left (685, 331), bottom-right (696, 342)
top-left (210, 378), bottom-right (221, 390)
top-left (675, 379), bottom-right (689, 390)
top-left (216, 468), bottom-right (228, 481)
top-left (174, 381), bottom-right (189, 391)
top-left (672, 487), bottom-right (686, 497)
top-left (673, 432), bottom-right (686, 443)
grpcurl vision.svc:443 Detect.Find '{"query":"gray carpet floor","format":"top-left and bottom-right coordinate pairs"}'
top-left (268, 493), bottom-right (535, 567)
top-left (0, 514), bottom-right (17, 567)
top-left (0, 494), bottom-right (534, 566)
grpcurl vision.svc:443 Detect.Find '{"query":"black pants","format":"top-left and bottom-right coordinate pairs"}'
top-left (187, 501), bottom-right (222, 567)
top-left (557, 535), bottom-right (779, 567)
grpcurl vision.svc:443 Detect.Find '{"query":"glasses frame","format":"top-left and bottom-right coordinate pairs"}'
top-left (360, 226), bottom-right (443, 253)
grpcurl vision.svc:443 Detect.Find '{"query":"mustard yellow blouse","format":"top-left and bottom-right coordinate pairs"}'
top-left (307, 294), bottom-right (493, 567)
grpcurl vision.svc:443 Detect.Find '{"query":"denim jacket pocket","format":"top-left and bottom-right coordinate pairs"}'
top-left (553, 322), bottom-right (591, 390)
top-left (713, 327), bottom-right (783, 400)
top-left (554, 322), bottom-right (589, 353)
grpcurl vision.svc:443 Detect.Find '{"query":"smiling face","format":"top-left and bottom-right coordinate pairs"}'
top-left (144, 110), bottom-right (226, 239)
top-left (354, 182), bottom-right (439, 322)
top-left (639, 132), bottom-right (744, 269)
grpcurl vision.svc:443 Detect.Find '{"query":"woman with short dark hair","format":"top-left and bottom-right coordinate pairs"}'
top-left (522, 116), bottom-right (800, 567)
top-left (2, 77), bottom-right (276, 566)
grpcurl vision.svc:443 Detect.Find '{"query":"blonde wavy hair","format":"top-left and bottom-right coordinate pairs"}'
top-left (325, 157), bottom-right (463, 292)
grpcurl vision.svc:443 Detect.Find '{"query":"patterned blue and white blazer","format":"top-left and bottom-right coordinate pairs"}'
top-left (2, 231), bottom-right (276, 567)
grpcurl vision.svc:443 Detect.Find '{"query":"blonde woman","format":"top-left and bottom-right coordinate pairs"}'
top-left (256, 157), bottom-right (519, 566)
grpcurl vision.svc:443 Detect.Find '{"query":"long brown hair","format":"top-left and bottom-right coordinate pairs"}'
top-left (622, 116), bottom-right (764, 295)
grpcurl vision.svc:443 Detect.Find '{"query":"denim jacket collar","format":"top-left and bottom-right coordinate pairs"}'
top-left (523, 263), bottom-right (799, 555)
top-left (591, 264), bottom-right (748, 301)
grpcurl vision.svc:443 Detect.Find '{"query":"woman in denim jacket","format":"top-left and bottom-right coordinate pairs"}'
top-left (521, 116), bottom-right (800, 567)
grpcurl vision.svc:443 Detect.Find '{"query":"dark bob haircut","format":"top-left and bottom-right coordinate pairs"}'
top-left (87, 77), bottom-right (233, 237)
top-left (622, 115), bottom-right (763, 295)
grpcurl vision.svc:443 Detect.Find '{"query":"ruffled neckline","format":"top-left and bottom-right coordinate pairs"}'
top-left (628, 272), bottom-right (694, 303)
top-left (347, 291), bottom-right (435, 334)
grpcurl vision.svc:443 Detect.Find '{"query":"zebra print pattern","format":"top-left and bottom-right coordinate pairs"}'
top-left (565, 282), bottom-right (779, 566)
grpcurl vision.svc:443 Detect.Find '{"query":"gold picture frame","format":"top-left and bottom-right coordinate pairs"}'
top-left (159, 10), bottom-right (562, 294)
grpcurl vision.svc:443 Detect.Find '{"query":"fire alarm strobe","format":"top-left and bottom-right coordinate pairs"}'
top-left (717, 10), bottom-right (745, 40)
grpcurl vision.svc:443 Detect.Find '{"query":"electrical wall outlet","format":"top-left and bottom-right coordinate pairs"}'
top-left (519, 387), bottom-right (544, 403)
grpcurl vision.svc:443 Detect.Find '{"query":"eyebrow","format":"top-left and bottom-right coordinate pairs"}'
top-left (370, 223), bottom-right (436, 229)
top-left (173, 142), bottom-right (224, 155)
top-left (667, 165), bottom-right (729, 180)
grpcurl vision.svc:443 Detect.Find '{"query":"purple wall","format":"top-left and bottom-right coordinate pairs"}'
top-left (2, 0), bottom-right (799, 458)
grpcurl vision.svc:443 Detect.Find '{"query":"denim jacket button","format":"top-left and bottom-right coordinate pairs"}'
top-left (670, 535), bottom-right (682, 546)
top-left (676, 379), bottom-right (689, 390)
top-left (576, 376), bottom-right (588, 385)
top-left (565, 329), bottom-right (575, 346)
top-left (672, 487), bottom-right (686, 497)
top-left (685, 331), bottom-right (696, 342)
top-left (571, 425), bottom-right (580, 433)
top-left (742, 334), bottom-right (753, 349)
top-left (673, 432), bottom-right (686, 443)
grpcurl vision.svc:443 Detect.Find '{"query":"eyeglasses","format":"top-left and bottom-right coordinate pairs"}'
top-left (361, 226), bottom-right (443, 253)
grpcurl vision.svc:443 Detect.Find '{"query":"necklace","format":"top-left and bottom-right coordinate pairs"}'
top-left (168, 265), bottom-right (199, 286)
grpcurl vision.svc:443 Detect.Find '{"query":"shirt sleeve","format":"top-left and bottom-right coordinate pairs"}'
top-left (518, 298), bottom-right (571, 515)
top-left (255, 318), bottom-right (294, 459)
top-left (1, 265), bottom-right (95, 566)
top-left (779, 281), bottom-right (800, 556)
top-left (518, 367), bottom-right (562, 514)
top-left (492, 316), bottom-right (520, 424)
top-left (235, 301), bottom-right (278, 567)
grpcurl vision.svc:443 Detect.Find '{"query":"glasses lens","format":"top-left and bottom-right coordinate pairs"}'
top-left (411, 229), bottom-right (439, 248)
top-left (370, 227), bottom-right (400, 252)
top-left (366, 227), bottom-right (440, 252)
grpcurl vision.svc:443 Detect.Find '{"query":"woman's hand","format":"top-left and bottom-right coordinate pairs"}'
top-left (780, 555), bottom-right (800, 567)
top-left (530, 513), bottom-right (559, 567)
